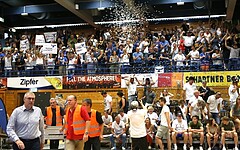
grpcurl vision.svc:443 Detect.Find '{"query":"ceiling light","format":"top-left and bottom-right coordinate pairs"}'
top-left (75, 4), bottom-right (79, 10)
top-left (177, 2), bottom-right (185, 5)
top-left (0, 17), bottom-right (4, 23)
top-left (21, 12), bottom-right (28, 16)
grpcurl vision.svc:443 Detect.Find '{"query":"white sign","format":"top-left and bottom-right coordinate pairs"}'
top-left (7, 76), bottom-right (62, 89)
top-left (154, 66), bottom-right (164, 74)
top-left (121, 74), bottom-right (158, 88)
top-left (20, 39), bottom-right (30, 51)
top-left (75, 42), bottom-right (87, 54)
top-left (35, 35), bottom-right (45, 46)
top-left (44, 32), bottom-right (57, 43)
top-left (41, 43), bottom-right (58, 54)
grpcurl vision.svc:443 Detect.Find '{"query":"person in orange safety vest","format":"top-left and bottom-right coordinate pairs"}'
top-left (82, 98), bottom-right (104, 150)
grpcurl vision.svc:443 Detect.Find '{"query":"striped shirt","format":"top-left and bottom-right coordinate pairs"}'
top-left (7, 105), bottom-right (44, 143)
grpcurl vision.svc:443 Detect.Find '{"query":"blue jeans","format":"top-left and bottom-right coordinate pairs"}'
top-left (211, 112), bottom-right (220, 124)
top-left (110, 134), bottom-right (126, 148)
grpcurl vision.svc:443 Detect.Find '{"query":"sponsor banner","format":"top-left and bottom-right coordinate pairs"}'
top-left (158, 73), bottom-right (183, 87)
top-left (7, 76), bottom-right (62, 89)
top-left (75, 42), bottom-right (87, 54)
top-left (44, 32), bottom-right (57, 43)
top-left (121, 74), bottom-right (158, 88)
top-left (41, 43), bottom-right (58, 54)
top-left (20, 39), bottom-right (30, 51)
top-left (183, 71), bottom-right (240, 86)
top-left (63, 75), bottom-right (121, 89)
top-left (35, 35), bottom-right (45, 46)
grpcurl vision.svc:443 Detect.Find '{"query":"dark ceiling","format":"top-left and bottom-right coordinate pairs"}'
top-left (0, 0), bottom-right (237, 28)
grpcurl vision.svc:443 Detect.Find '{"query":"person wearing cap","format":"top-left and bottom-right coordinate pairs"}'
top-left (155, 97), bottom-right (171, 150)
top-left (225, 38), bottom-right (240, 70)
top-left (171, 113), bottom-right (188, 150)
top-left (228, 76), bottom-right (239, 107)
top-left (188, 115), bottom-right (204, 150)
top-left (220, 116), bottom-right (239, 150)
top-left (183, 76), bottom-right (197, 104)
top-left (43, 98), bottom-right (65, 149)
top-left (206, 91), bottom-right (222, 124)
top-left (127, 99), bottom-right (148, 150)
top-left (101, 91), bottom-right (112, 114)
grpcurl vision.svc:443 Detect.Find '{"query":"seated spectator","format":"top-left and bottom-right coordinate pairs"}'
top-left (188, 115), bottom-right (204, 150)
top-left (146, 106), bottom-right (158, 126)
top-left (145, 117), bottom-right (154, 150)
top-left (221, 116), bottom-right (238, 150)
top-left (172, 113), bottom-right (188, 150)
top-left (110, 116), bottom-right (126, 150)
top-left (117, 109), bottom-right (129, 129)
top-left (206, 118), bottom-right (219, 150)
top-left (102, 111), bottom-right (113, 135)
top-left (178, 100), bottom-right (188, 120)
top-left (230, 96), bottom-right (240, 131)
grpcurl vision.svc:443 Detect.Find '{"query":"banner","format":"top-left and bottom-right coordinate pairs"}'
top-left (20, 39), bottom-right (30, 51)
top-left (44, 32), bottom-right (57, 43)
top-left (63, 75), bottom-right (121, 89)
top-left (41, 43), bottom-right (58, 54)
top-left (35, 35), bottom-right (45, 46)
top-left (75, 42), bottom-right (87, 54)
top-left (158, 73), bottom-right (183, 87)
top-left (121, 74), bottom-right (158, 88)
top-left (183, 71), bottom-right (240, 86)
top-left (7, 76), bottom-right (62, 89)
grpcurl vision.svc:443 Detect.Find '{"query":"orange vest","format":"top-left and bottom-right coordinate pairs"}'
top-left (45, 106), bottom-right (63, 126)
top-left (89, 109), bottom-right (101, 137)
top-left (65, 105), bottom-right (86, 135)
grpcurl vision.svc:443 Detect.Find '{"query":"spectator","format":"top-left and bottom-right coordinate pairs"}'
top-left (225, 38), bottom-right (240, 70)
top-left (57, 52), bottom-right (68, 75)
top-left (124, 76), bottom-right (140, 107)
top-left (120, 48), bottom-right (130, 74)
top-left (173, 50), bottom-right (186, 71)
top-left (146, 47), bottom-right (157, 71)
top-left (178, 100), bottom-right (188, 121)
top-left (189, 99), bottom-right (206, 120)
top-left (97, 50), bottom-right (108, 74)
top-left (110, 116), bottom-right (126, 150)
top-left (117, 109), bottom-right (128, 127)
top-left (101, 91), bottom-right (112, 114)
top-left (211, 48), bottom-right (223, 70)
top-left (189, 90), bottom-right (203, 105)
top-left (171, 113), bottom-right (188, 150)
top-left (200, 46), bottom-right (211, 71)
top-left (206, 118), bottom-right (219, 150)
top-left (117, 91), bottom-right (128, 113)
top-left (182, 31), bottom-right (196, 55)
top-left (188, 45), bottom-right (202, 71)
top-left (86, 52), bottom-right (97, 75)
top-left (206, 91), bottom-right (222, 124)
top-left (145, 117), bottom-right (154, 150)
top-left (35, 53), bottom-right (45, 76)
top-left (188, 115), bottom-right (204, 150)
top-left (160, 89), bottom-right (174, 106)
top-left (67, 52), bottom-right (77, 75)
top-left (170, 42), bottom-right (179, 60)
top-left (109, 51), bottom-right (119, 74)
top-left (132, 47), bottom-right (144, 72)
top-left (3, 53), bottom-right (12, 77)
top-left (228, 76), bottom-right (239, 107)
top-left (230, 96), bottom-right (240, 131)
top-left (102, 111), bottom-right (113, 135)
top-left (24, 53), bottom-right (34, 76)
top-left (198, 80), bottom-right (212, 102)
top-left (221, 116), bottom-right (239, 150)
top-left (146, 106), bottom-right (158, 126)
top-left (183, 76), bottom-right (197, 104)
top-left (46, 54), bottom-right (55, 75)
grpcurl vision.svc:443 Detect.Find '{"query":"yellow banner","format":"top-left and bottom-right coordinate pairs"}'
top-left (183, 71), bottom-right (240, 86)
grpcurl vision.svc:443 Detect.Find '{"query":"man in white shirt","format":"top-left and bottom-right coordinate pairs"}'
top-left (228, 76), bottom-right (239, 107)
top-left (125, 76), bottom-right (140, 107)
top-left (101, 91), bottom-right (112, 114)
top-left (110, 116), bottom-right (126, 150)
top-left (127, 100), bottom-right (148, 150)
top-left (102, 110), bottom-right (113, 134)
top-left (189, 90), bottom-right (204, 105)
top-left (207, 92), bottom-right (222, 124)
top-left (172, 113), bottom-right (188, 150)
top-left (183, 76), bottom-right (197, 104)
top-left (155, 97), bottom-right (171, 150)
top-left (173, 50), bottom-right (186, 71)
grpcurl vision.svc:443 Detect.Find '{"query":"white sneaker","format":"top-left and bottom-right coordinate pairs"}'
top-left (199, 146), bottom-right (203, 150)
top-left (148, 146), bottom-right (152, 149)
top-left (122, 147), bottom-right (126, 150)
top-left (235, 147), bottom-right (239, 150)
top-left (183, 144), bottom-right (187, 150)
top-left (222, 147), bottom-right (226, 150)
top-left (111, 147), bottom-right (115, 150)
top-left (208, 147), bottom-right (211, 150)
top-left (190, 146), bottom-right (193, 150)
top-left (174, 144), bottom-right (177, 150)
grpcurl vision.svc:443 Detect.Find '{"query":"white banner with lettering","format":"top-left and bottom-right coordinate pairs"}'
top-left (44, 32), bottom-right (57, 43)
top-left (20, 39), bottom-right (30, 51)
top-left (7, 76), bottom-right (62, 89)
top-left (41, 43), bottom-right (58, 54)
top-left (75, 42), bottom-right (87, 54)
top-left (35, 35), bottom-right (45, 46)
